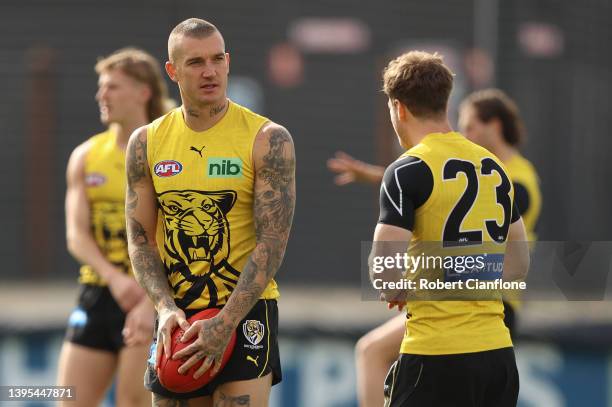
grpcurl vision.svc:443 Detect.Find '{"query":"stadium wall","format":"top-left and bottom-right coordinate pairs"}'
top-left (0, 329), bottom-right (610, 407)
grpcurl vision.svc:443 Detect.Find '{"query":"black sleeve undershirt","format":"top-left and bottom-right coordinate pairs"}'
top-left (378, 155), bottom-right (434, 231)
top-left (512, 181), bottom-right (530, 218)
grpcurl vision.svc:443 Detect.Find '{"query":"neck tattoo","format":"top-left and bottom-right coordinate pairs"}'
top-left (210, 102), bottom-right (226, 117)
top-left (186, 108), bottom-right (200, 118)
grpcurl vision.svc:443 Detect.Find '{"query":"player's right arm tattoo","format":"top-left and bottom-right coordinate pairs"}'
top-left (126, 127), bottom-right (175, 311)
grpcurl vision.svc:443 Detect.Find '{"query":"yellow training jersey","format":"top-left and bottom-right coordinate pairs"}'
top-left (399, 132), bottom-right (515, 355)
top-left (505, 153), bottom-right (541, 242)
top-left (147, 101), bottom-right (280, 310)
top-left (79, 130), bottom-right (130, 285)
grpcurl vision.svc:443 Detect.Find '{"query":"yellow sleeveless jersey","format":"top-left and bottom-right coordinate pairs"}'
top-left (400, 132), bottom-right (514, 355)
top-left (147, 101), bottom-right (280, 310)
top-left (505, 153), bottom-right (541, 242)
top-left (79, 130), bottom-right (130, 285)
top-left (504, 153), bottom-right (541, 310)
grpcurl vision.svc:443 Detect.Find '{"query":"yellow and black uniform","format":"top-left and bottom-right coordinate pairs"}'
top-left (506, 153), bottom-right (541, 243)
top-left (65, 130), bottom-right (130, 352)
top-left (380, 132), bottom-right (520, 407)
top-left (501, 152), bottom-right (541, 332)
top-left (144, 102), bottom-right (281, 398)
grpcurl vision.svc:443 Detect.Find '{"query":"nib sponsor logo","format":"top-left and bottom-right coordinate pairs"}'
top-left (207, 158), bottom-right (242, 178)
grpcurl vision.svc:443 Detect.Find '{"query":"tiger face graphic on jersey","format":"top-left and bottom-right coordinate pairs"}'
top-left (157, 190), bottom-right (240, 308)
top-left (91, 201), bottom-right (130, 270)
top-left (158, 190), bottom-right (236, 267)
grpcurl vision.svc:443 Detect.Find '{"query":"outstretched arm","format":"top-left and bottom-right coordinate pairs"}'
top-left (125, 127), bottom-right (188, 362)
top-left (174, 122), bottom-right (296, 377)
top-left (327, 151), bottom-right (384, 185)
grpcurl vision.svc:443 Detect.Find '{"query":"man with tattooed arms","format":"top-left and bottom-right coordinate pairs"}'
top-left (125, 18), bottom-right (295, 406)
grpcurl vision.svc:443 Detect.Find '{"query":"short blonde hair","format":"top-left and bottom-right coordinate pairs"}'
top-left (383, 51), bottom-right (454, 119)
top-left (95, 48), bottom-right (172, 122)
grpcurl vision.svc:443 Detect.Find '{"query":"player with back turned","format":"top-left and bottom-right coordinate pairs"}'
top-left (369, 51), bottom-right (530, 407)
top-left (125, 18), bottom-right (295, 406)
top-left (329, 87), bottom-right (541, 407)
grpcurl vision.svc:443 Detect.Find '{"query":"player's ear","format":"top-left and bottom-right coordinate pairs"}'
top-left (165, 61), bottom-right (178, 83)
top-left (225, 52), bottom-right (230, 73)
top-left (490, 117), bottom-right (503, 137)
top-left (139, 84), bottom-right (152, 104)
top-left (395, 100), bottom-right (408, 122)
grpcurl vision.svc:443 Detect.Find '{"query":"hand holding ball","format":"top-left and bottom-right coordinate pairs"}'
top-left (157, 308), bottom-right (237, 393)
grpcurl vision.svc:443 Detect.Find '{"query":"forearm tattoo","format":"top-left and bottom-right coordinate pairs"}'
top-left (126, 130), bottom-right (175, 310)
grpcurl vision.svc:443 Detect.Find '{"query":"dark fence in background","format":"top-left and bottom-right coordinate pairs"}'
top-left (1, 0), bottom-right (610, 283)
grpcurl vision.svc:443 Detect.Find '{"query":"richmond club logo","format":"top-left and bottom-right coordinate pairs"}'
top-left (154, 160), bottom-right (183, 177)
top-left (243, 320), bottom-right (265, 347)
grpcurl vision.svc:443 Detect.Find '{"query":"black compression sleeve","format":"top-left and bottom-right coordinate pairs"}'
top-left (512, 182), bottom-right (530, 216)
top-left (378, 156), bottom-right (433, 231)
top-left (511, 201), bottom-right (521, 223)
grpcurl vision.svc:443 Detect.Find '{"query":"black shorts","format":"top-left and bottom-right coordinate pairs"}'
top-left (145, 299), bottom-right (282, 399)
top-left (384, 347), bottom-right (519, 407)
top-left (64, 284), bottom-right (126, 353)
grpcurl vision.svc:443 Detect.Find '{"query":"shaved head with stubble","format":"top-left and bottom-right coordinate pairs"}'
top-left (167, 18), bottom-right (224, 63)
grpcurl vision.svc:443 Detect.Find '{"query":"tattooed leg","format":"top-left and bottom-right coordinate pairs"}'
top-left (152, 393), bottom-right (211, 407)
top-left (213, 374), bottom-right (272, 407)
top-left (214, 392), bottom-right (250, 407)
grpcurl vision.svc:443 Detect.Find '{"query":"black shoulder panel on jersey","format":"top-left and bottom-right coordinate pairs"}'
top-left (511, 201), bottom-right (521, 223)
top-left (378, 155), bottom-right (434, 231)
top-left (512, 182), bottom-right (530, 216)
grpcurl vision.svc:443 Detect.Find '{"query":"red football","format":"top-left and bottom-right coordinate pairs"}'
top-left (157, 308), bottom-right (237, 393)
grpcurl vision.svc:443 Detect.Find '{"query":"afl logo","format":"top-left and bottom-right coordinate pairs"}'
top-left (85, 173), bottom-right (106, 186)
top-left (154, 160), bottom-right (183, 177)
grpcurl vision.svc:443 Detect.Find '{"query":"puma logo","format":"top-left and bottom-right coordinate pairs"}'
top-left (190, 145), bottom-right (206, 157)
top-left (246, 355), bottom-right (259, 367)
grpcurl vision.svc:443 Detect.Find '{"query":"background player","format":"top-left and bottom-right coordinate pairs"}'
top-left (125, 18), bottom-right (295, 406)
top-left (459, 89), bottom-right (541, 244)
top-left (329, 88), bottom-right (541, 406)
top-left (57, 48), bottom-right (172, 407)
top-left (369, 50), bottom-right (529, 406)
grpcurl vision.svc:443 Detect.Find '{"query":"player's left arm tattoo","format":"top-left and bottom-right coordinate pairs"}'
top-left (220, 124), bottom-right (296, 327)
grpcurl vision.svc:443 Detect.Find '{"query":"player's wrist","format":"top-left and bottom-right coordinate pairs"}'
top-left (156, 297), bottom-right (179, 314)
top-left (102, 265), bottom-right (124, 284)
top-left (364, 164), bottom-right (384, 183)
top-left (217, 309), bottom-right (240, 329)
